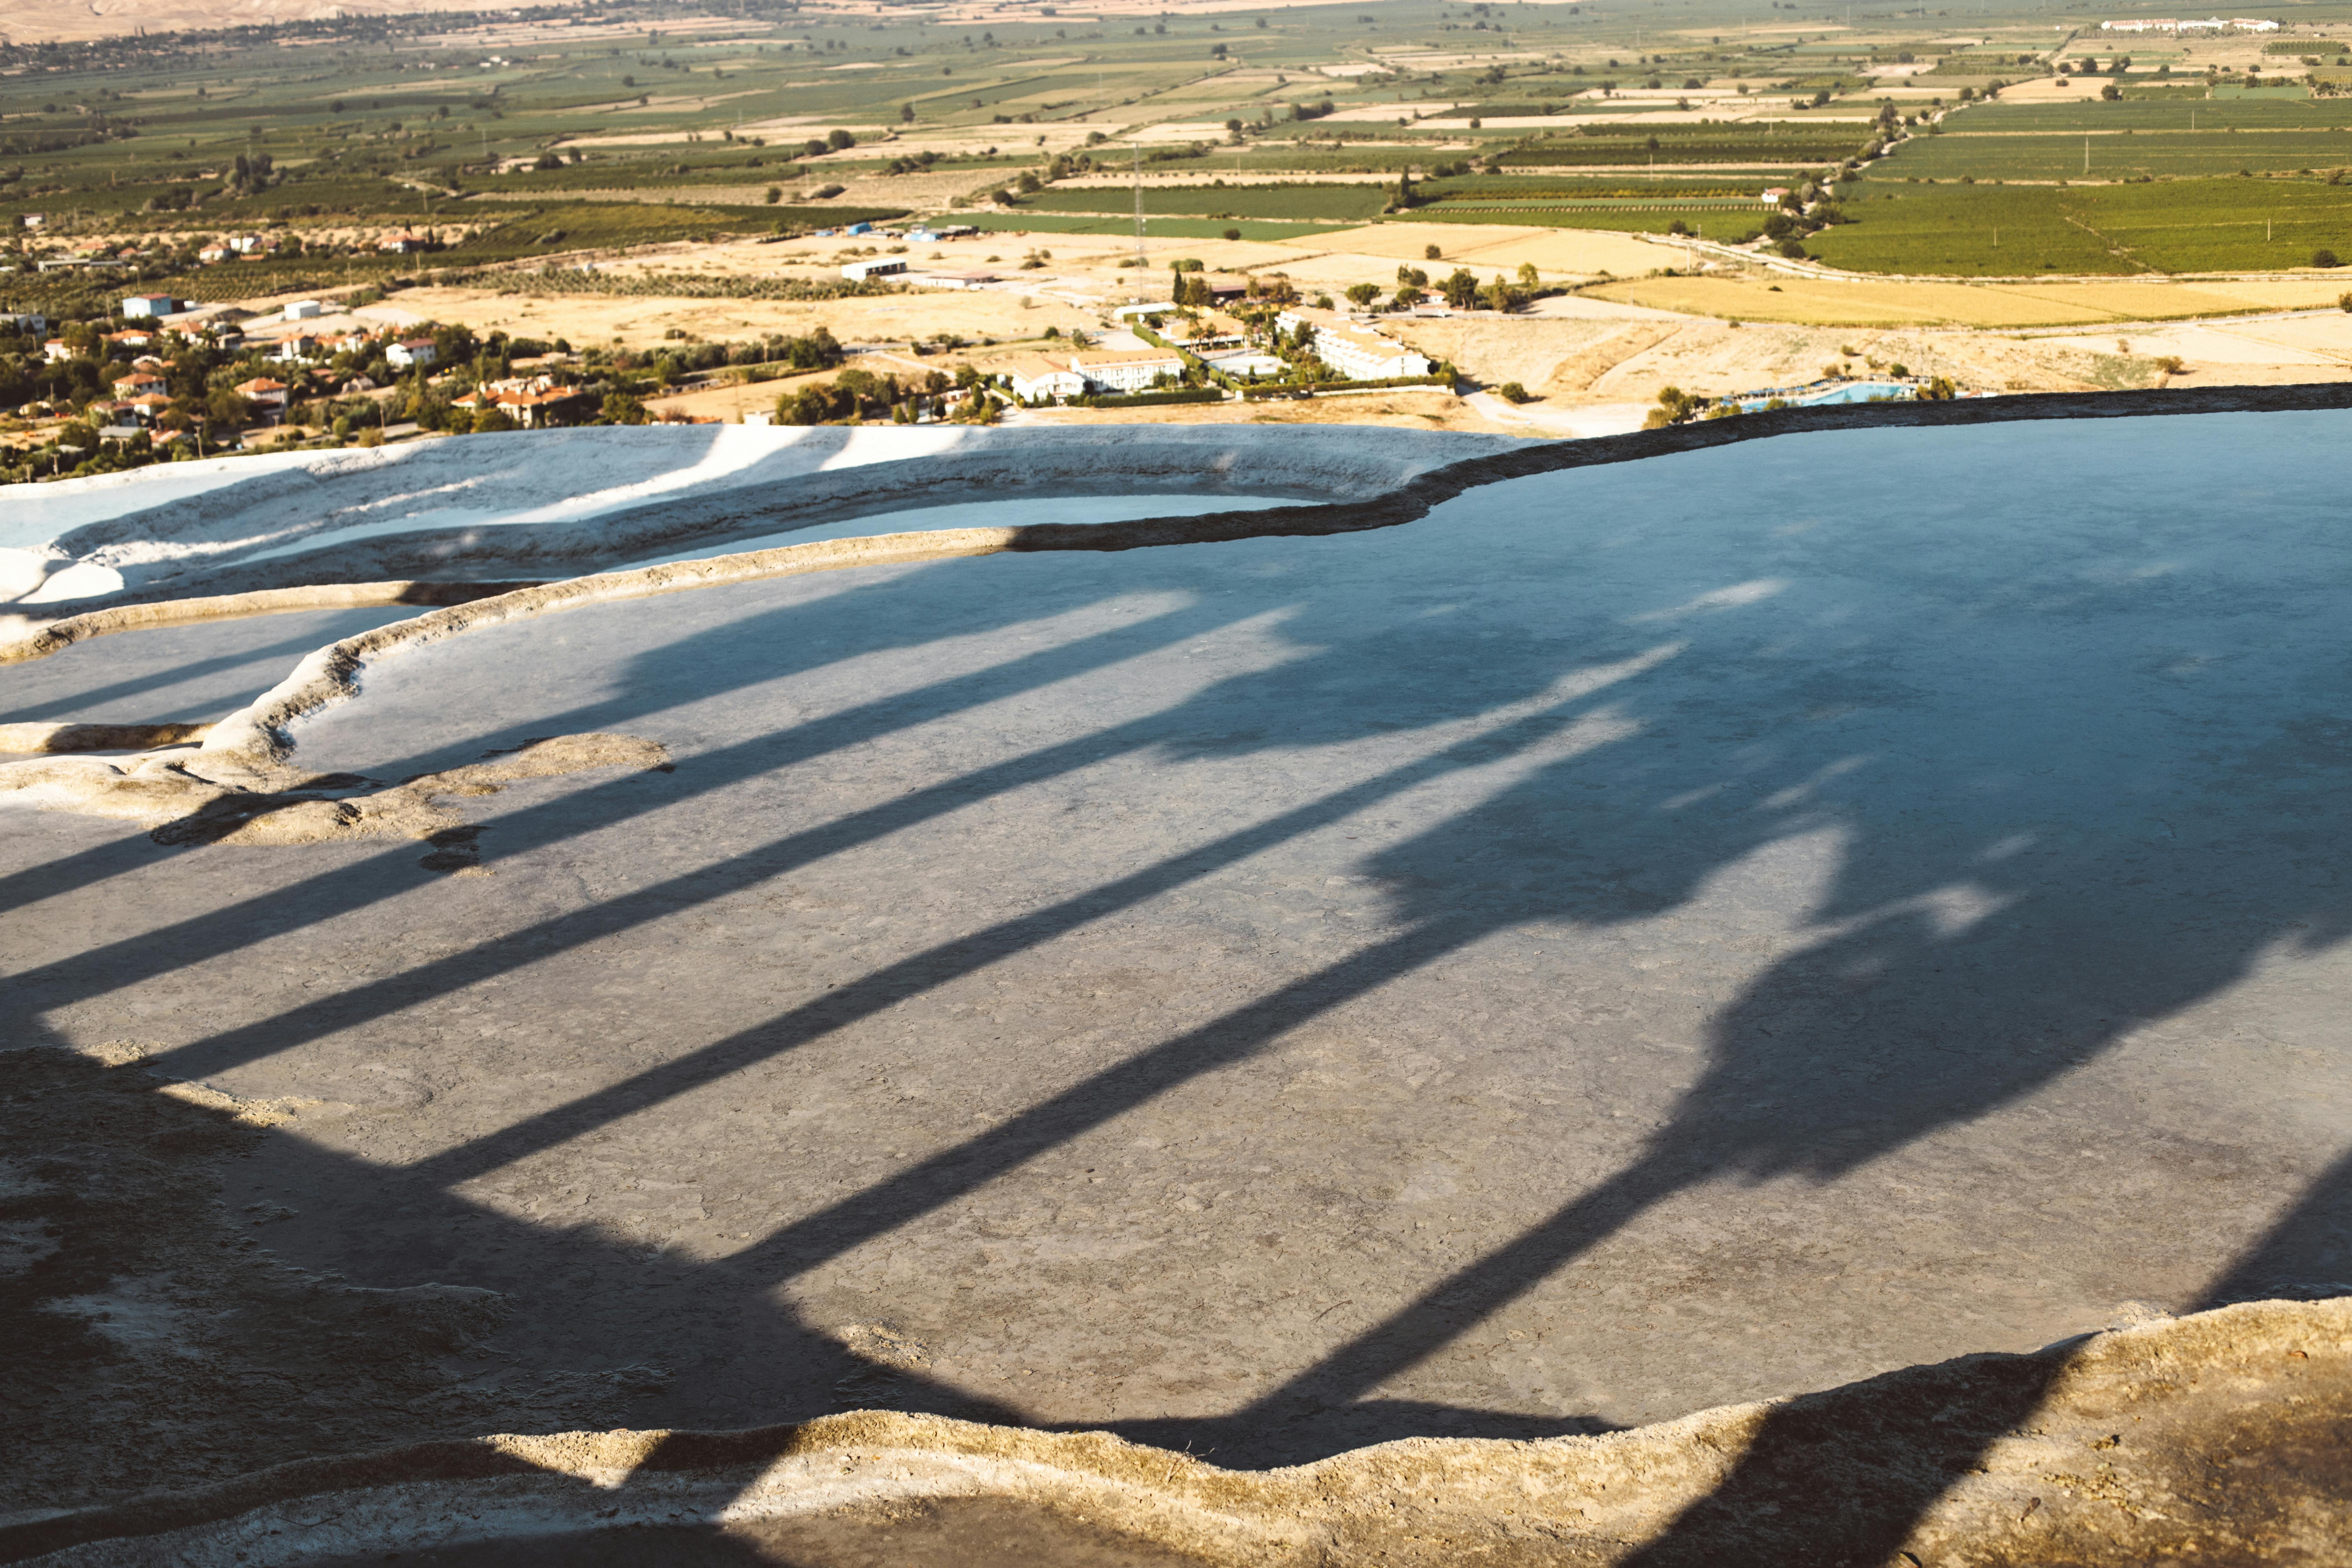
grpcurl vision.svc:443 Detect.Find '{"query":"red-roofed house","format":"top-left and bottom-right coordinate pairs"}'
top-left (234, 377), bottom-right (290, 421)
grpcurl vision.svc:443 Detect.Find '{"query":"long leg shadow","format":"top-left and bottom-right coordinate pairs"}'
top-left (2196, 1146), bottom-right (2352, 1309)
top-left (6, 580), bottom-right (1246, 1061)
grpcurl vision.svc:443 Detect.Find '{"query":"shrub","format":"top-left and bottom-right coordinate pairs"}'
top-left (1497, 382), bottom-right (1532, 404)
top-left (2314, 249), bottom-right (2342, 269)
top-left (1222, 227), bottom-right (1241, 241)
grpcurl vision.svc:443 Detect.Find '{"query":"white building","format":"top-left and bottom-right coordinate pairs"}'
top-left (1272, 308), bottom-right (1433, 382)
top-left (1001, 353), bottom-right (1091, 402)
top-left (840, 258), bottom-right (908, 281)
top-left (1068, 348), bottom-right (1189, 394)
top-left (386, 338), bottom-right (439, 371)
top-left (121, 295), bottom-right (178, 319)
top-left (284, 299), bottom-right (323, 321)
top-left (2112, 16), bottom-right (2281, 30)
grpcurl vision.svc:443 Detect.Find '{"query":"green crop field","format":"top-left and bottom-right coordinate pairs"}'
top-left (1807, 177), bottom-right (2352, 275)
top-left (1886, 130), bottom-right (2352, 181)
top-left (959, 212), bottom-right (1356, 242)
top-left (1018, 183), bottom-right (1391, 220)
top-left (1939, 98), bottom-right (2352, 132)
top-left (1494, 128), bottom-right (1873, 168)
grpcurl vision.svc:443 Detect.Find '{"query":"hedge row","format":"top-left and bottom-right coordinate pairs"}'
top-left (1075, 387), bottom-right (1226, 408)
top-left (1240, 374), bottom-right (1453, 400)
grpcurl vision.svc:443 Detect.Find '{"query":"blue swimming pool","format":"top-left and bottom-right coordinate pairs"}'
top-left (1728, 381), bottom-right (1915, 413)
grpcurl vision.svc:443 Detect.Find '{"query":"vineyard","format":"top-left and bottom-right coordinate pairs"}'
top-left (1808, 177), bottom-right (2352, 275)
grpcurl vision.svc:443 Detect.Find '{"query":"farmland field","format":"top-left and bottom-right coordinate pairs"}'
top-left (1886, 129), bottom-right (2352, 181)
top-left (1946, 99), bottom-right (2352, 133)
top-left (1808, 178), bottom-right (2352, 276)
top-left (960, 211), bottom-right (1357, 242)
top-left (1019, 183), bottom-right (1391, 220)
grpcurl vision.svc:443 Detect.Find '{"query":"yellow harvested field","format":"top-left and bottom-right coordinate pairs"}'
top-left (1287, 222), bottom-right (1557, 263)
top-left (1278, 223), bottom-right (1667, 283)
top-left (383, 285), bottom-right (1098, 352)
top-left (1584, 274), bottom-right (2352, 329)
top-left (1431, 230), bottom-right (1680, 278)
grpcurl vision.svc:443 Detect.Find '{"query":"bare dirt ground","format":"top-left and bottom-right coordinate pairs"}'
top-left (385, 283), bottom-right (1101, 352)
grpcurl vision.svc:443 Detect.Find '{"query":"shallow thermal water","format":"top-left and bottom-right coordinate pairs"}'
top-left (5, 410), bottom-right (2347, 1488)
top-left (612, 493), bottom-right (1297, 570)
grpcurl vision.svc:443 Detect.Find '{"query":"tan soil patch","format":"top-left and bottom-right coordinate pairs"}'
top-left (1586, 273), bottom-right (2352, 329)
top-left (385, 285), bottom-right (1099, 352)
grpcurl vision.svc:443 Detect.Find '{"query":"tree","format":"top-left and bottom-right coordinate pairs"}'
top-left (766, 186), bottom-right (783, 204)
top-left (901, 104), bottom-right (916, 124)
top-left (1440, 267), bottom-right (1479, 309)
top-left (1497, 381), bottom-right (1532, 403)
top-left (1344, 282), bottom-right (1381, 308)
top-left (471, 405), bottom-right (516, 433)
top-left (1424, 243), bottom-right (1443, 261)
top-left (599, 392), bottom-right (650, 424)
top-left (1517, 262), bottom-right (1540, 286)
top-left (2314, 249), bottom-right (2342, 269)
top-left (826, 128), bottom-right (856, 151)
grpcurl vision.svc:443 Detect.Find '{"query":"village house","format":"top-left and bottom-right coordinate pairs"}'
top-left (234, 376), bottom-right (291, 421)
top-left (386, 338), bottom-right (439, 371)
top-left (112, 370), bottom-right (167, 397)
top-left (453, 374), bottom-right (592, 428)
